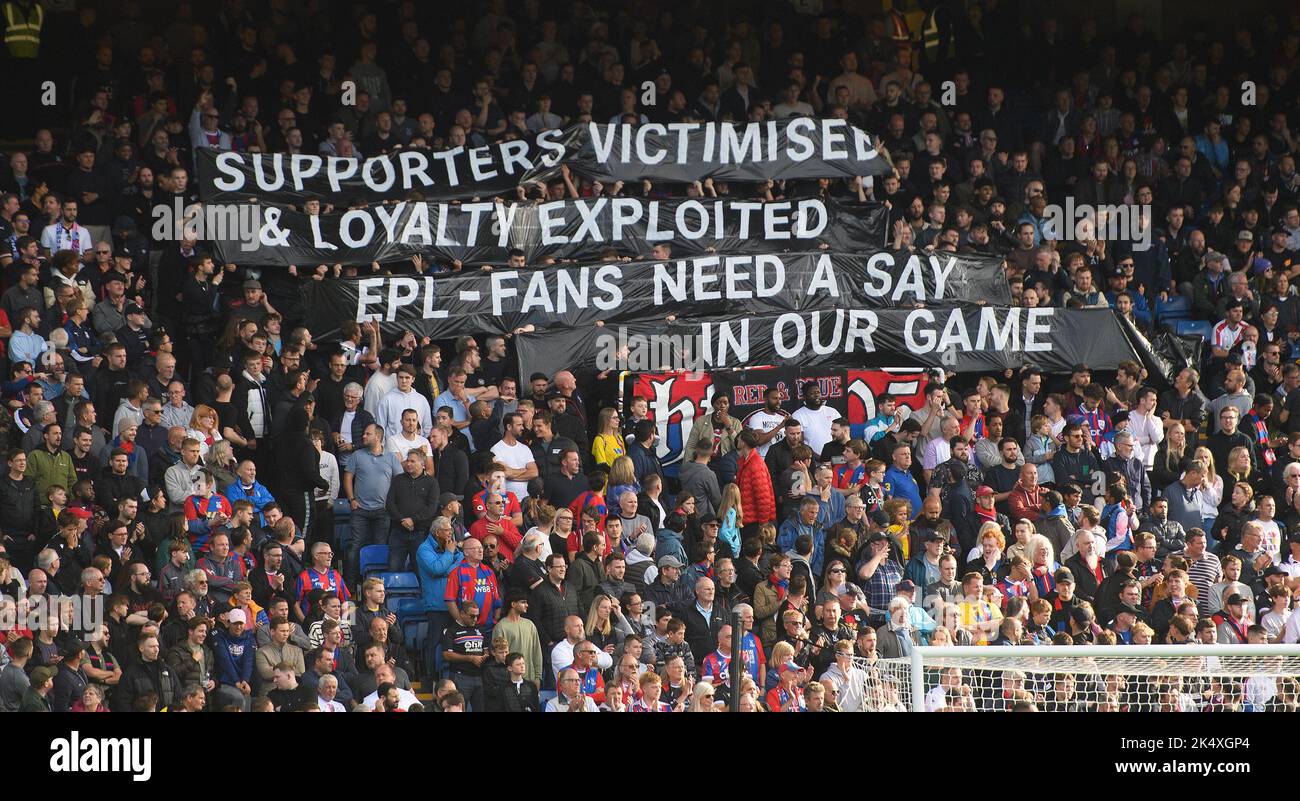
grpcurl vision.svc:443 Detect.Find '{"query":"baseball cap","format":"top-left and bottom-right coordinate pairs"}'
top-left (866, 532), bottom-right (889, 545)
top-left (29, 666), bottom-right (56, 686)
top-left (1226, 593), bottom-right (1246, 606)
top-left (896, 579), bottom-right (917, 593)
top-left (103, 271), bottom-right (128, 285)
top-left (700, 513), bottom-right (720, 526)
top-left (778, 660), bottom-right (801, 676)
top-left (975, 485), bottom-right (994, 498)
top-left (60, 638), bottom-right (87, 658)
top-left (1263, 565), bottom-right (1285, 578)
top-left (545, 388), bottom-right (566, 401)
top-left (656, 555), bottom-right (684, 569)
top-left (1054, 569), bottom-right (1075, 584)
top-left (923, 530), bottom-right (946, 543)
top-left (125, 302), bottom-right (145, 316)
top-left (226, 608), bottom-right (248, 625)
top-left (1237, 230), bottom-right (1254, 242)
top-left (243, 279), bottom-right (262, 291)
top-left (438, 492), bottom-right (459, 508)
top-left (1117, 602), bottom-right (1142, 616)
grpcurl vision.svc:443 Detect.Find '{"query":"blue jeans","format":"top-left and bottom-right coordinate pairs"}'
top-left (347, 507), bottom-right (390, 583)
top-left (388, 526), bottom-right (419, 572)
top-left (451, 672), bottom-right (484, 712)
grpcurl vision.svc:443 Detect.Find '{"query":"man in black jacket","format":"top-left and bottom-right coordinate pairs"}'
top-left (674, 575), bottom-right (725, 671)
top-left (429, 424), bottom-right (467, 501)
top-left (530, 410), bottom-right (577, 483)
top-left (386, 451), bottom-right (439, 573)
top-left (179, 253), bottom-right (224, 383)
top-left (90, 343), bottom-right (131, 423)
top-left (116, 631), bottom-right (181, 711)
top-left (0, 449), bottom-right (39, 569)
top-left (528, 554), bottom-right (581, 653)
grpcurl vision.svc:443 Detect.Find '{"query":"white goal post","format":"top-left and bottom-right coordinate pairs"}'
top-left (848, 645), bottom-right (1300, 712)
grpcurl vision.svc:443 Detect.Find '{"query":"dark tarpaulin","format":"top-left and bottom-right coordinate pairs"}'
top-left (512, 307), bottom-right (1144, 380)
top-left (197, 119), bottom-right (893, 207)
top-left (208, 198), bottom-right (888, 267)
top-left (299, 250), bottom-right (1010, 342)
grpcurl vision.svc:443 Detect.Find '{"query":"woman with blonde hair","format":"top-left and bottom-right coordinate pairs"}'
top-left (1222, 445), bottom-right (1261, 502)
top-left (186, 404), bottom-right (223, 458)
top-left (592, 407), bottom-right (626, 468)
top-left (605, 455), bottom-right (640, 508)
top-left (766, 640), bottom-right (796, 692)
top-left (205, 440), bottom-right (237, 489)
top-left (1150, 420), bottom-right (1189, 490)
top-left (584, 594), bottom-right (633, 653)
top-left (1191, 450), bottom-right (1222, 534)
top-left (688, 680), bottom-right (720, 711)
top-left (717, 483), bottom-right (743, 556)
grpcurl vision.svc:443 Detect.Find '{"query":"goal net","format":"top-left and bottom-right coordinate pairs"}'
top-left (850, 646), bottom-right (1300, 712)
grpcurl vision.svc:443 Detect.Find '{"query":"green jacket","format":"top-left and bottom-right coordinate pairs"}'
top-left (25, 447), bottom-right (76, 500)
top-left (19, 688), bottom-right (50, 712)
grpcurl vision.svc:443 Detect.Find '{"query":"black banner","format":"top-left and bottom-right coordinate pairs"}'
top-left (210, 198), bottom-right (888, 267)
top-left (299, 250), bottom-right (1009, 341)
top-left (512, 307), bottom-right (1144, 378)
top-left (197, 119), bottom-right (892, 206)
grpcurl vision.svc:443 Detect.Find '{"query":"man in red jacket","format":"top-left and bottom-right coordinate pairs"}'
top-left (735, 430), bottom-right (776, 539)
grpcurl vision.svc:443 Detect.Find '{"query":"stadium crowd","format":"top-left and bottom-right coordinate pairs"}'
top-left (0, 0), bottom-right (1298, 713)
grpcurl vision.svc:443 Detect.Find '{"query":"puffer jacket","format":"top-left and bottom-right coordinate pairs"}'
top-left (736, 449), bottom-right (776, 524)
top-left (416, 533), bottom-right (463, 612)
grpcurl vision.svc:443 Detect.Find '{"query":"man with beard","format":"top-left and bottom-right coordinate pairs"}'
top-left (792, 382), bottom-right (840, 457)
top-left (928, 435), bottom-right (982, 504)
top-left (911, 495), bottom-right (956, 552)
top-left (745, 386), bottom-right (790, 458)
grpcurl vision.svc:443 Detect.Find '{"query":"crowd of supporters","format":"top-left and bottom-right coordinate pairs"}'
top-left (0, 1), bottom-right (1299, 713)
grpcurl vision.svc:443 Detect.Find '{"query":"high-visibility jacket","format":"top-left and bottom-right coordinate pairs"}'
top-left (3, 1), bottom-right (42, 59)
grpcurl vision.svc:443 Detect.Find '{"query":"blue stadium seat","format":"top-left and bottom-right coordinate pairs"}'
top-left (359, 544), bottom-right (389, 578)
top-left (402, 620), bottom-right (428, 678)
top-left (1155, 295), bottom-right (1191, 323)
top-left (392, 596), bottom-right (425, 629)
top-left (380, 571), bottom-right (421, 598)
top-left (1173, 319), bottom-right (1213, 340)
top-left (538, 690), bottom-right (557, 710)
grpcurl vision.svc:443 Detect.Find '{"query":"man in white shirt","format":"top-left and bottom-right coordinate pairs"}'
top-left (386, 409), bottom-right (433, 465)
top-left (1128, 386), bottom-right (1164, 469)
top-left (744, 386), bottom-right (788, 457)
top-left (39, 198), bottom-right (94, 257)
top-left (791, 382), bottom-right (839, 455)
top-left (361, 665), bottom-right (419, 711)
top-left (1210, 299), bottom-right (1246, 358)
top-left (315, 674), bottom-right (346, 711)
top-left (374, 366), bottom-right (432, 439)
top-left (492, 412), bottom-right (538, 499)
top-left (362, 350), bottom-right (403, 418)
top-left (550, 615), bottom-right (612, 679)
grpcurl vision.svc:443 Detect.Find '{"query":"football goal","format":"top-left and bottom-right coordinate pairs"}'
top-left (848, 645), bottom-right (1300, 712)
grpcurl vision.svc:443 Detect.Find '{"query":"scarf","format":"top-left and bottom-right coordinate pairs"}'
top-left (1048, 504), bottom-right (1067, 519)
top-left (768, 572), bottom-right (789, 601)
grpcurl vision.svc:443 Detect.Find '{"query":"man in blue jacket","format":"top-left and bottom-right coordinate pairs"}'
top-left (224, 459), bottom-right (276, 525)
top-left (212, 607), bottom-right (255, 711)
top-left (883, 441), bottom-right (923, 519)
top-left (417, 515), bottom-right (463, 686)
